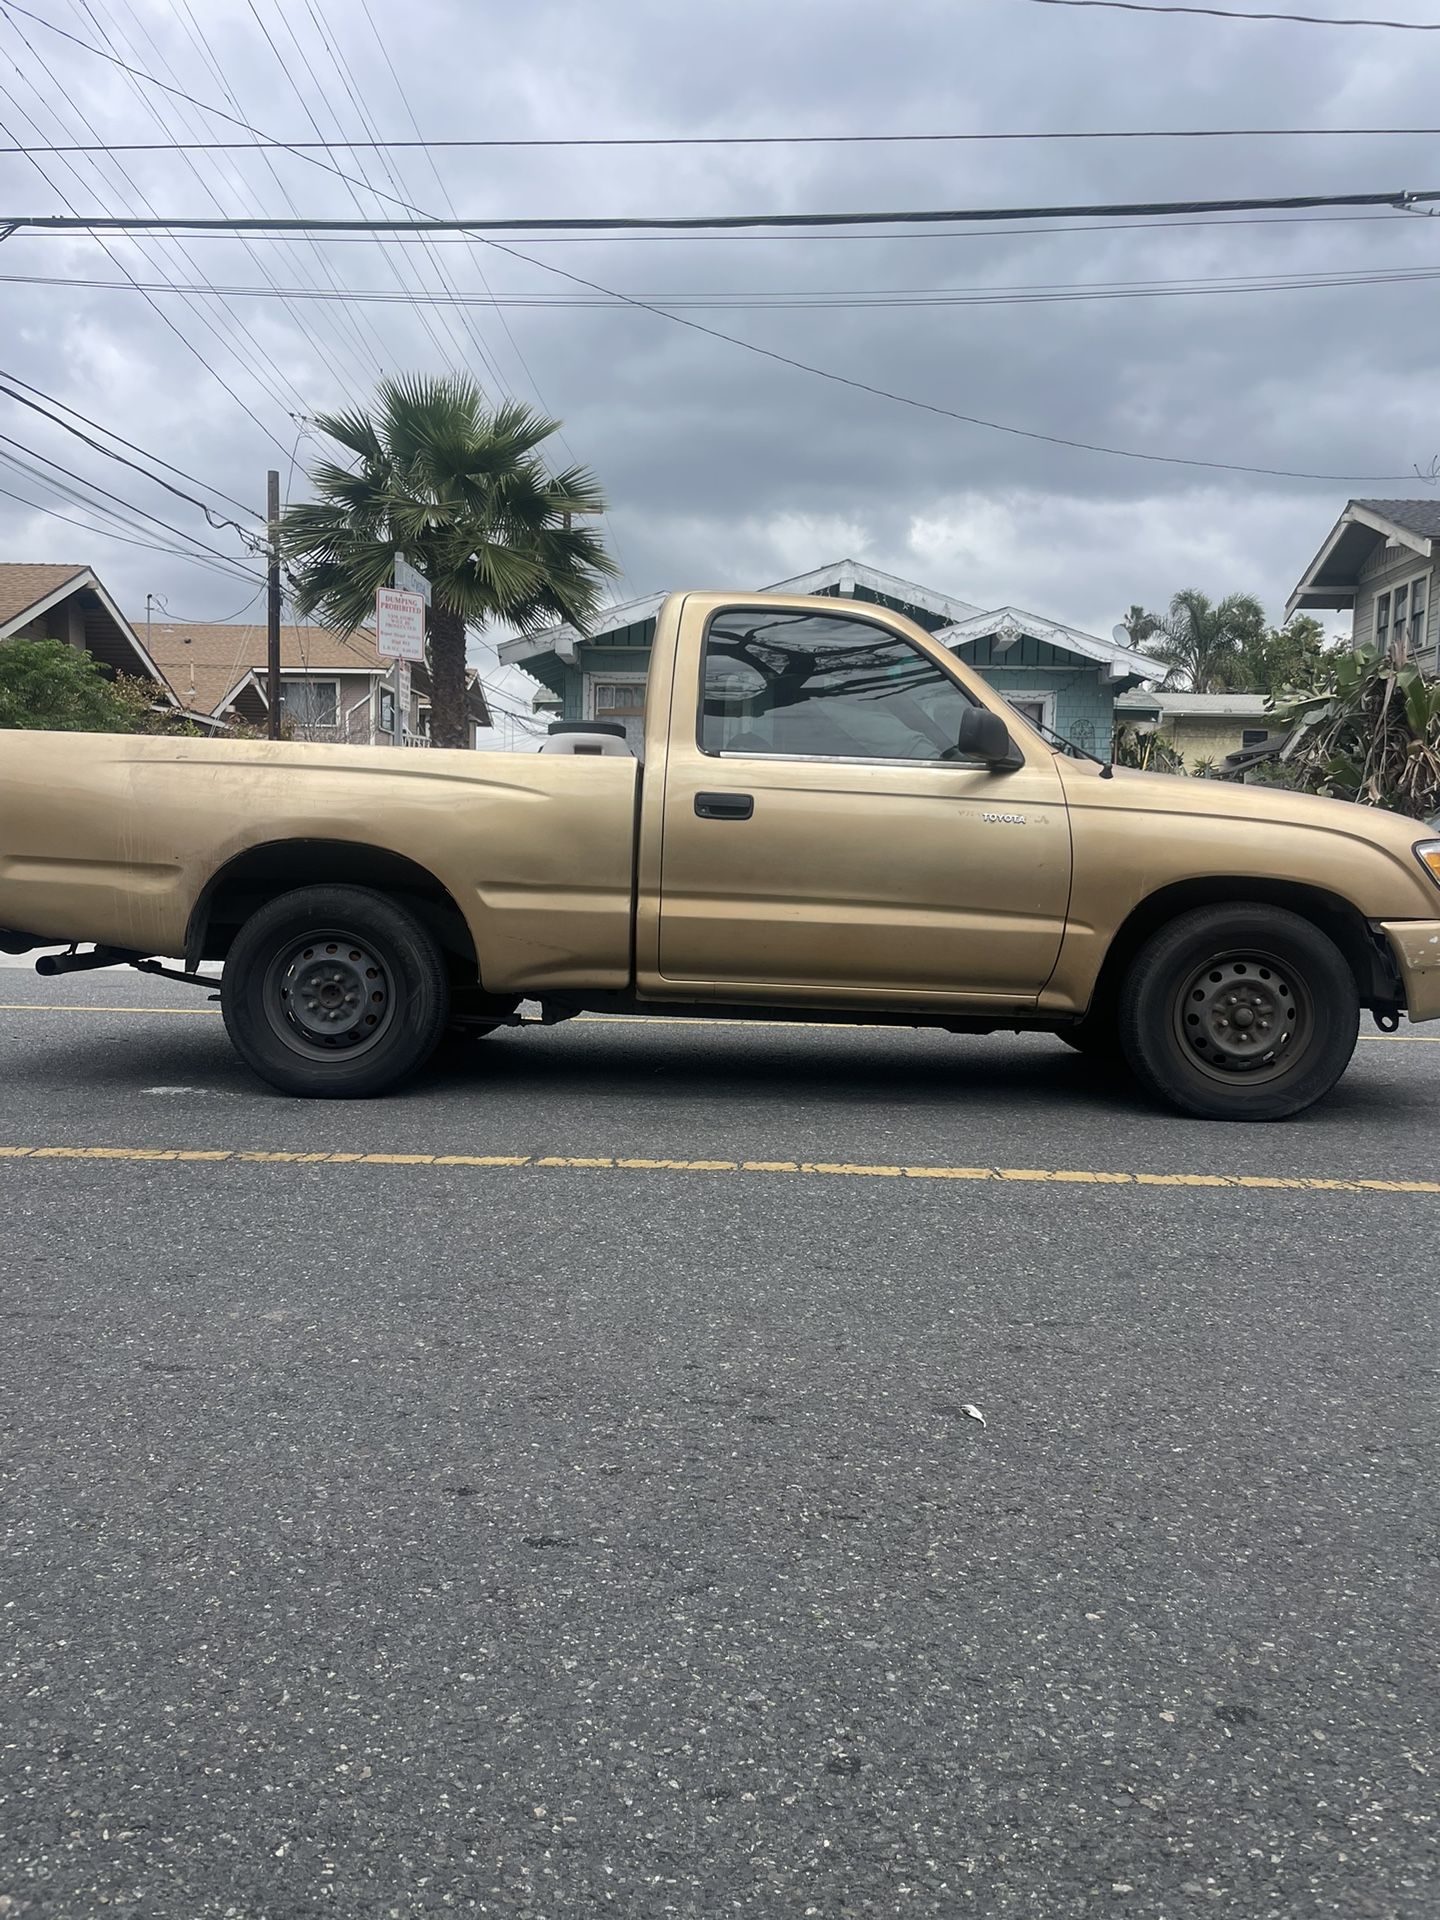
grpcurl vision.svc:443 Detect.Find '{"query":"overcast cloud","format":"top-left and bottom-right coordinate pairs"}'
top-left (3, 0), bottom-right (1439, 738)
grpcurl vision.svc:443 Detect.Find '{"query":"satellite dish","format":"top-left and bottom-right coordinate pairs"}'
top-left (1112, 623), bottom-right (1131, 645)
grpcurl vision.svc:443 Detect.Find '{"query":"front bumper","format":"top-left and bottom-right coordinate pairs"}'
top-left (1380, 920), bottom-right (1440, 1024)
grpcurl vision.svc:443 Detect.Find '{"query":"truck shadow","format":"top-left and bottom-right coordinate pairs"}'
top-left (421, 1021), bottom-right (1429, 1130)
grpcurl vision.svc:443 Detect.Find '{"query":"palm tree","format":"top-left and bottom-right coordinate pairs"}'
top-left (1120, 603), bottom-right (1162, 647)
top-left (281, 375), bottom-right (618, 748)
top-left (1142, 588), bottom-right (1267, 693)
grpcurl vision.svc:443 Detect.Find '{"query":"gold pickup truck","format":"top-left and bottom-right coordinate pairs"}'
top-left (4, 590), bottom-right (1440, 1119)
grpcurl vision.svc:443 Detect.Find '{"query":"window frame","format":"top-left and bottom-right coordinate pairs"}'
top-left (695, 602), bottom-right (998, 771)
top-left (280, 676), bottom-right (339, 729)
top-left (1407, 573), bottom-right (1428, 654)
top-left (1375, 591), bottom-right (1391, 652)
top-left (586, 672), bottom-right (648, 723)
top-left (1003, 690), bottom-right (1057, 736)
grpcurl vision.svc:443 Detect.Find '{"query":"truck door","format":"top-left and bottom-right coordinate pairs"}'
top-left (652, 600), bottom-right (1072, 1004)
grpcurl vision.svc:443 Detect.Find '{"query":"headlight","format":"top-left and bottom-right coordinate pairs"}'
top-left (1415, 840), bottom-right (1440, 888)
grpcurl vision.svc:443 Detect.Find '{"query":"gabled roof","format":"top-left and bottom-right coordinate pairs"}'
top-left (144, 619), bottom-right (490, 727)
top-left (0, 562), bottom-right (169, 688)
top-left (145, 619), bottom-right (391, 719)
top-left (497, 565), bottom-right (1147, 686)
top-left (0, 562), bottom-right (88, 631)
top-left (761, 559), bottom-right (985, 626)
top-left (1352, 498), bottom-right (1440, 541)
top-left (1288, 498), bottom-right (1438, 615)
top-left (498, 562), bottom-right (987, 669)
top-left (497, 590), bottom-right (668, 668)
top-left (937, 604), bottom-right (1152, 683)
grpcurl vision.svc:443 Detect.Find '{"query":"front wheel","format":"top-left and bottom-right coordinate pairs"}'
top-left (221, 885), bottom-right (450, 1098)
top-left (1118, 905), bottom-right (1359, 1121)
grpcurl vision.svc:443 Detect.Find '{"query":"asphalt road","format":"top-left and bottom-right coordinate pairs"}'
top-left (1, 967), bottom-right (1436, 1919)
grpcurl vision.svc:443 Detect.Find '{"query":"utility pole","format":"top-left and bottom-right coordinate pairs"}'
top-left (265, 468), bottom-right (281, 739)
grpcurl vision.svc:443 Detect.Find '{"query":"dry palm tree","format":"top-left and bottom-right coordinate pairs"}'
top-left (281, 375), bottom-right (618, 747)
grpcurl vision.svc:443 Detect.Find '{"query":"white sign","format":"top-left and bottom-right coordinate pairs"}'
top-left (376, 586), bottom-right (425, 661)
top-left (393, 555), bottom-right (431, 604)
top-left (395, 659), bottom-right (412, 723)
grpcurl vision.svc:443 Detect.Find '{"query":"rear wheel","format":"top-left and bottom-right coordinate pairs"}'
top-left (1118, 904), bottom-right (1359, 1121)
top-left (221, 885), bottom-right (450, 1098)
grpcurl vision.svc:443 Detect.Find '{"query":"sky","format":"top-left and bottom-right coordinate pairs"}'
top-left (2, 0), bottom-right (1439, 743)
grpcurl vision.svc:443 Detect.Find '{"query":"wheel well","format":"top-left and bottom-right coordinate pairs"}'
top-left (188, 839), bottom-right (479, 982)
top-left (1086, 878), bottom-right (1398, 1018)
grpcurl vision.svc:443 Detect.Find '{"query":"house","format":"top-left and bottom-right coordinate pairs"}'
top-left (498, 559), bottom-right (1153, 753)
top-left (1287, 499), bottom-right (1440, 672)
top-left (1113, 689), bottom-right (1282, 766)
top-left (142, 619), bottom-right (491, 745)
top-left (0, 562), bottom-right (180, 708)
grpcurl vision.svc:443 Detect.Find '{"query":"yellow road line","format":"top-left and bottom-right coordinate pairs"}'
top-left (0, 1142), bottom-right (1437, 1194)
top-left (0, 1002), bottom-right (220, 1017)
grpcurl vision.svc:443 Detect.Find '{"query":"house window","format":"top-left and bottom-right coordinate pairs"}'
top-left (281, 678), bottom-right (337, 728)
top-left (1375, 592), bottom-right (1390, 652)
top-left (699, 607), bottom-right (974, 761)
top-left (1409, 575), bottom-right (1427, 653)
top-left (1241, 728), bottom-right (1269, 748)
top-left (1005, 694), bottom-right (1054, 736)
top-left (1393, 584), bottom-right (1408, 655)
top-left (588, 676), bottom-right (647, 749)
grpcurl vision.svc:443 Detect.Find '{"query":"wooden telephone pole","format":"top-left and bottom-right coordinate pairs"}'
top-left (265, 469), bottom-right (281, 739)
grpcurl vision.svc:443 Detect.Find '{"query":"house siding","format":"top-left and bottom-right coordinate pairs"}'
top-left (953, 638), bottom-right (1119, 754)
top-left (1353, 541), bottom-right (1438, 664)
top-left (1170, 716), bottom-right (1277, 764)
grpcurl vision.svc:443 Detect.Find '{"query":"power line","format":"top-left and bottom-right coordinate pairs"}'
top-left (9, 123), bottom-right (1440, 151)
top-left (92, 0), bottom-right (381, 402)
top-left (11, 209), bottom-right (1414, 244)
top-left (2, 12), bottom-right (312, 425)
top-left (474, 230), bottom-right (1433, 482)
top-left (8, 261), bottom-right (1440, 309)
top-left (0, 427), bottom-right (263, 572)
top-left (0, 21), bottom-right (295, 453)
top-left (0, 369), bottom-right (261, 517)
top-left (9, 260), bottom-right (1440, 308)
top-left (294, 0), bottom-right (507, 390)
top-left (1021, 0), bottom-right (1440, 23)
top-left (241, 0), bottom-right (468, 379)
top-left (0, 471), bottom-right (262, 580)
top-left (5, 188), bottom-right (1436, 233)
top-left (145, 585), bottom-right (268, 623)
top-left (166, 0), bottom-right (393, 386)
top-left (11, 0), bottom-right (1422, 484)
top-left (0, 375), bottom-right (261, 528)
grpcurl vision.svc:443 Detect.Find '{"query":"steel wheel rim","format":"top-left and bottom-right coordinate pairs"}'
top-left (1172, 948), bottom-right (1314, 1086)
top-left (263, 929), bottom-right (397, 1060)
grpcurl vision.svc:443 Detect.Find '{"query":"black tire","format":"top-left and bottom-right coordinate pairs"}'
top-left (1118, 904), bottom-right (1359, 1121)
top-left (221, 885), bottom-right (450, 1098)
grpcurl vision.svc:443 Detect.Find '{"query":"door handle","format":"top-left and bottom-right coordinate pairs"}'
top-left (695, 791), bottom-right (754, 821)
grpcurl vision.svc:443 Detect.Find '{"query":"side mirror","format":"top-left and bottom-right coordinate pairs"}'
top-left (957, 704), bottom-right (1018, 766)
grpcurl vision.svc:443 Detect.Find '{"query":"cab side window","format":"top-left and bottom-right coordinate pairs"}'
top-left (700, 607), bottom-right (974, 762)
